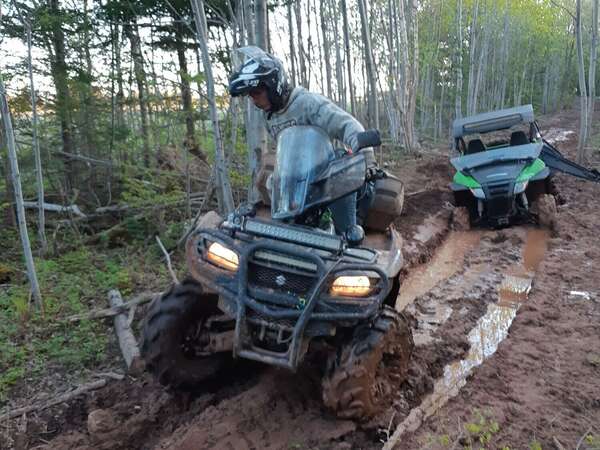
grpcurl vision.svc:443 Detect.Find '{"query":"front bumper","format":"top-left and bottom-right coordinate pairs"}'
top-left (186, 227), bottom-right (389, 370)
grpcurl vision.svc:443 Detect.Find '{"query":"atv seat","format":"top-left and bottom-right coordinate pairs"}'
top-left (466, 138), bottom-right (486, 155)
top-left (510, 131), bottom-right (529, 146)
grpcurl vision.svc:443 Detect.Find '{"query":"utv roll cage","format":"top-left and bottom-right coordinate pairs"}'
top-left (451, 104), bottom-right (600, 182)
top-left (452, 105), bottom-right (542, 154)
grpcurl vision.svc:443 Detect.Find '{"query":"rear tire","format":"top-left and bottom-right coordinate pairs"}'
top-left (322, 306), bottom-right (413, 420)
top-left (141, 278), bottom-right (228, 390)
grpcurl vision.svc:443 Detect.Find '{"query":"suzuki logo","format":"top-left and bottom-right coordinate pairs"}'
top-left (275, 274), bottom-right (287, 286)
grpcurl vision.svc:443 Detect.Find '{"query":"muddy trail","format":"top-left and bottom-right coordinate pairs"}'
top-left (3, 111), bottom-right (599, 449)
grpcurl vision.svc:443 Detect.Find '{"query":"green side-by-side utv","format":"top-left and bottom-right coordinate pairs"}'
top-left (451, 104), bottom-right (599, 228)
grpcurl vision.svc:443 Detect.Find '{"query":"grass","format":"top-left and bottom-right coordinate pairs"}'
top-left (0, 225), bottom-right (173, 404)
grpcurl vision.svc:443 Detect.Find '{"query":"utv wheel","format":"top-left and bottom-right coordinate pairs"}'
top-left (451, 206), bottom-right (471, 231)
top-left (532, 194), bottom-right (557, 230)
top-left (141, 278), bottom-right (228, 390)
top-left (322, 306), bottom-right (413, 420)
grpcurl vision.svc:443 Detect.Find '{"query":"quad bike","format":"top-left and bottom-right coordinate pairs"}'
top-left (451, 104), bottom-right (599, 228)
top-left (141, 126), bottom-right (412, 419)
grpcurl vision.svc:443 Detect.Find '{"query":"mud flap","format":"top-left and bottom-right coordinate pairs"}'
top-left (541, 140), bottom-right (600, 183)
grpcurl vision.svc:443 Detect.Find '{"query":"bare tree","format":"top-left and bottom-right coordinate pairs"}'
top-left (190, 0), bottom-right (234, 215)
top-left (124, 20), bottom-right (151, 167)
top-left (586, 0), bottom-right (599, 161)
top-left (358, 0), bottom-right (379, 129)
top-left (12, 1), bottom-right (48, 255)
top-left (0, 75), bottom-right (43, 309)
top-left (576, 0), bottom-right (588, 163)
top-left (341, 0), bottom-right (356, 115)
top-left (455, 0), bottom-right (463, 119)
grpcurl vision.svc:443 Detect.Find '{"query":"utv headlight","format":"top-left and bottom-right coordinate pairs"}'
top-left (330, 275), bottom-right (372, 297)
top-left (513, 181), bottom-right (528, 194)
top-left (470, 188), bottom-right (486, 199)
top-left (206, 242), bottom-right (239, 271)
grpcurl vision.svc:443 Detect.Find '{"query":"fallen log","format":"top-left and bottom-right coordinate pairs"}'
top-left (108, 289), bottom-right (144, 374)
top-left (23, 201), bottom-right (86, 218)
top-left (54, 151), bottom-right (113, 167)
top-left (65, 291), bottom-right (158, 322)
top-left (0, 379), bottom-right (107, 422)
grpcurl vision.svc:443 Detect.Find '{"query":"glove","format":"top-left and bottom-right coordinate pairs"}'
top-left (366, 166), bottom-right (386, 181)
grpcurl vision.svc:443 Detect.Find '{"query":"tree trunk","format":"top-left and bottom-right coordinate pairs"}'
top-left (48, 0), bottom-right (75, 192)
top-left (320, 1), bottom-right (333, 98)
top-left (341, 0), bottom-right (356, 115)
top-left (0, 75), bottom-right (43, 309)
top-left (466, 0), bottom-right (479, 115)
top-left (575, 0), bottom-right (588, 163)
top-left (455, 0), bottom-right (463, 119)
top-left (174, 22), bottom-right (200, 160)
top-left (586, 0), bottom-right (599, 161)
top-left (333, 0), bottom-right (346, 106)
top-left (24, 22), bottom-right (47, 255)
top-left (287, 1), bottom-right (297, 86)
top-left (358, 0), bottom-right (379, 129)
top-left (124, 21), bottom-right (151, 167)
top-left (295, 0), bottom-right (307, 86)
top-left (191, 0), bottom-right (234, 215)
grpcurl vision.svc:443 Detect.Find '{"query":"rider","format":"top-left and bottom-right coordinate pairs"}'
top-left (228, 46), bottom-right (377, 243)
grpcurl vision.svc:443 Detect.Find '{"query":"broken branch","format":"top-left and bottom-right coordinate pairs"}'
top-left (155, 235), bottom-right (178, 284)
top-left (65, 291), bottom-right (158, 322)
top-left (22, 201), bottom-right (86, 218)
top-left (108, 289), bottom-right (144, 374)
top-left (0, 379), bottom-right (107, 422)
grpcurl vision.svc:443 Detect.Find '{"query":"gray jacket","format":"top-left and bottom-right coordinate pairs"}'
top-left (262, 87), bottom-right (375, 164)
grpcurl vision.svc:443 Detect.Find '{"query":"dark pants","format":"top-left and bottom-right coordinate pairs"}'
top-left (330, 181), bottom-right (375, 234)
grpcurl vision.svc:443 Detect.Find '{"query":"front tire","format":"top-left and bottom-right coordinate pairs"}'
top-left (141, 278), bottom-right (228, 389)
top-left (532, 193), bottom-right (557, 230)
top-left (322, 306), bottom-right (413, 420)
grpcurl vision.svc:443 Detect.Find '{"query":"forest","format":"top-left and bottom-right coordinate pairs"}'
top-left (1, 0), bottom-right (599, 449)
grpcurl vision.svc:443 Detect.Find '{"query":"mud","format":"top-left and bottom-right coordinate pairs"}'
top-left (399, 113), bottom-right (600, 449)
top-left (384, 227), bottom-right (551, 448)
top-left (4, 110), bottom-right (599, 450)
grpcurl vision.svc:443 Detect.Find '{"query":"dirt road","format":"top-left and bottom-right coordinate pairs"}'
top-left (4, 111), bottom-right (599, 450)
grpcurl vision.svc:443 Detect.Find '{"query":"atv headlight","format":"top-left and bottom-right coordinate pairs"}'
top-left (330, 275), bottom-right (372, 297)
top-left (513, 181), bottom-right (528, 194)
top-left (206, 242), bottom-right (239, 271)
top-left (470, 188), bottom-right (486, 199)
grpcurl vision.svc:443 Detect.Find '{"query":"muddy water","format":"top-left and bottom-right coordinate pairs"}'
top-left (384, 228), bottom-right (550, 449)
top-left (396, 231), bottom-right (482, 311)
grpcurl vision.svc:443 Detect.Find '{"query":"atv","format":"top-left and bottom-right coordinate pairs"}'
top-left (141, 125), bottom-right (412, 419)
top-left (451, 104), bottom-right (600, 228)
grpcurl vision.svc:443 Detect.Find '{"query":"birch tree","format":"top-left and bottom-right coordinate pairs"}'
top-left (12, 1), bottom-right (48, 255)
top-left (190, 0), bottom-right (234, 214)
top-left (586, 0), bottom-right (599, 162)
top-left (575, 0), bottom-right (588, 163)
top-left (358, 0), bottom-right (379, 128)
top-left (0, 75), bottom-right (43, 309)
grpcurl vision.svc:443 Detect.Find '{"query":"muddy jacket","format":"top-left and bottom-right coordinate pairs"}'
top-left (262, 87), bottom-right (376, 166)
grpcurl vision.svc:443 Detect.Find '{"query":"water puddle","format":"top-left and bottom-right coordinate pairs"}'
top-left (384, 229), bottom-right (550, 448)
top-left (396, 231), bottom-right (481, 312)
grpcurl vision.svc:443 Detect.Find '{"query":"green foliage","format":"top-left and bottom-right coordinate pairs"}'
top-left (529, 440), bottom-right (542, 450)
top-left (585, 433), bottom-right (600, 449)
top-left (462, 410), bottom-right (501, 448)
top-left (0, 241), bottom-right (155, 404)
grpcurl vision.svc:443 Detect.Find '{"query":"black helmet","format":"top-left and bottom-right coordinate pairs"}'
top-left (228, 46), bottom-right (291, 112)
